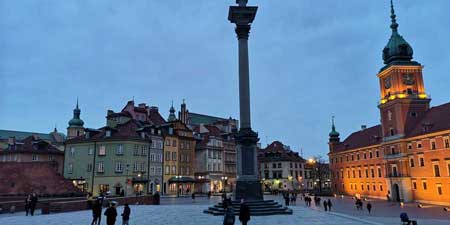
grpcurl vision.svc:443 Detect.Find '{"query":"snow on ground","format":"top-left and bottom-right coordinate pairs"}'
top-left (0, 205), bottom-right (379, 225)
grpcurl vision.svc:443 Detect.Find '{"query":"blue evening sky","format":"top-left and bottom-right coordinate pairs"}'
top-left (1, 0), bottom-right (449, 159)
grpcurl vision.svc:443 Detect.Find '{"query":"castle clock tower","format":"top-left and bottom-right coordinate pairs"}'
top-left (377, 0), bottom-right (430, 141)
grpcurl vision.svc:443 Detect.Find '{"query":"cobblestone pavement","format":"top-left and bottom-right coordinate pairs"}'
top-left (0, 204), bottom-right (377, 225)
top-left (264, 195), bottom-right (450, 225)
top-left (1, 195), bottom-right (449, 225)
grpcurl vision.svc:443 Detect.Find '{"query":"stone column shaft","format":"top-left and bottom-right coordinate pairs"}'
top-left (237, 25), bottom-right (251, 129)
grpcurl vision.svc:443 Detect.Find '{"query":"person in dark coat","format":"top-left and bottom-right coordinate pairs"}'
top-left (323, 200), bottom-right (328, 211)
top-left (29, 193), bottom-right (38, 216)
top-left (154, 192), bottom-right (160, 205)
top-left (104, 202), bottom-right (118, 225)
top-left (327, 199), bottom-right (332, 211)
top-left (366, 202), bottom-right (372, 214)
top-left (91, 200), bottom-right (102, 225)
top-left (239, 199), bottom-right (250, 225)
top-left (121, 203), bottom-right (131, 225)
top-left (24, 194), bottom-right (31, 216)
top-left (223, 205), bottom-right (235, 225)
top-left (192, 193), bottom-right (196, 203)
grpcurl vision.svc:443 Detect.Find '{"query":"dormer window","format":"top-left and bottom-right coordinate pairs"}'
top-left (106, 130), bottom-right (111, 137)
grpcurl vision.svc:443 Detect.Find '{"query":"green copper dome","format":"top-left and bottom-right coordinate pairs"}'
top-left (329, 116), bottom-right (340, 142)
top-left (382, 0), bottom-right (414, 65)
top-left (68, 100), bottom-right (84, 127)
top-left (167, 102), bottom-right (177, 122)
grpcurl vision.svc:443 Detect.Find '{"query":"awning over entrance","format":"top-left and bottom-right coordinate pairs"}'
top-left (132, 178), bottom-right (149, 183)
top-left (168, 176), bottom-right (195, 183)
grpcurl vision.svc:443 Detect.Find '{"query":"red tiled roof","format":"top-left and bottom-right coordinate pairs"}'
top-left (259, 141), bottom-right (304, 162)
top-left (1, 135), bottom-right (63, 155)
top-left (149, 110), bottom-right (166, 126)
top-left (0, 162), bottom-right (82, 196)
top-left (406, 102), bottom-right (450, 137)
top-left (333, 125), bottom-right (382, 152)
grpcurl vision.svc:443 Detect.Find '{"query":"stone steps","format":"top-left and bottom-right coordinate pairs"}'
top-left (204, 200), bottom-right (293, 216)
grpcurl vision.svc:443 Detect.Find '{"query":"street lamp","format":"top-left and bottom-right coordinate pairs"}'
top-left (287, 175), bottom-right (294, 191)
top-left (125, 164), bottom-right (130, 196)
top-left (221, 176), bottom-right (228, 194)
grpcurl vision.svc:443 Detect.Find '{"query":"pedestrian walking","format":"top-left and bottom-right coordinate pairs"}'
top-left (223, 205), bottom-right (235, 225)
top-left (104, 202), bottom-right (118, 225)
top-left (91, 199), bottom-right (102, 225)
top-left (208, 191), bottom-right (212, 199)
top-left (29, 193), bottom-right (38, 216)
top-left (192, 193), bottom-right (196, 203)
top-left (24, 194), bottom-right (31, 216)
top-left (323, 200), bottom-right (328, 211)
top-left (121, 203), bottom-right (131, 225)
top-left (366, 202), bottom-right (372, 214)
top-left (239, 199), bottom-right (250, 225)
top-left (327, 199), bottom-right (332, 211)
top-left (284, 193), bottom-right (290, 206)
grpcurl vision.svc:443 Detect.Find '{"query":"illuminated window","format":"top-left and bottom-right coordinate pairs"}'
top-left (97, 162), bottom-right (104, 173)
top-left (99, 145), bottom-right (106, 156)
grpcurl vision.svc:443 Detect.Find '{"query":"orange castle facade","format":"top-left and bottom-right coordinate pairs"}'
top-left (328, 2), bottom-right (450, 205)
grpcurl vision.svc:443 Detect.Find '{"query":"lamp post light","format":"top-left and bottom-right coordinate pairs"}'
top-left (221, 176), bottom-right (228, 194)
top-left (287, 175), bottom-right (293, 191)
top-left (125, 164), bottom-right (130, 196)
top-left (175, 175), bottom-right (182, 197)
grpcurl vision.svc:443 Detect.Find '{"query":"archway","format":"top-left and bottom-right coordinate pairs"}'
top-left (392, 183), bottom-right (401, 202)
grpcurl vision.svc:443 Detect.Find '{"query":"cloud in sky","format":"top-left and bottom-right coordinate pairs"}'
top-left (1, 0), bottom-right (449, 158)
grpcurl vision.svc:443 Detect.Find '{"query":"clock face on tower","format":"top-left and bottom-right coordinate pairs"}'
top-left (402, 74), bottom-right (415, 85)
top-left (384, 77), bottom-right (392, 89)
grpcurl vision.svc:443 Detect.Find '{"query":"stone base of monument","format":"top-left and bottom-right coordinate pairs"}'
top-left (203, 200), bottom-right (293, 216)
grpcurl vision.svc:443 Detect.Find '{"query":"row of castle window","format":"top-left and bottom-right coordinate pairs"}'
top-left (348, 183), bottom-right (384, 192)
top-left (407, 136), bottom-right (450, 150)
top-left (164, 165), bottom-right (191, 175)
top-left (335, 167), bottom-right (383, 179)
top-left (330, 150), bottom-right (380, 164)
top-left (164, 151), bottom-right (191, 162)
top-left (412, 180), bottom-right (444, 196)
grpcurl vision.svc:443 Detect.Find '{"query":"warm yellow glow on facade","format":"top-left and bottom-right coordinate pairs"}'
top-left (388, 95), bottom-right (396, 100)
top-left (419, 93), bottom-right (428, 99)
top-left (380, 99), bottom-right (387, 104)
top-left (397, 94), bottom-right (407, 98)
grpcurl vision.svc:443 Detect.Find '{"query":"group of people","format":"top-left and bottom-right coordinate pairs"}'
top-left (24, 193), bottom-right (38, 216)
top-left (223, 198), bottom-right (250, 225)
top-left (91, 197), bottom-right (131, 225)
top-left (322, 199), bottom-right (333, 211)
top-left (355, 198), bottom-right (372, 214)
top-left (282, 192), bottom-right (298, 206)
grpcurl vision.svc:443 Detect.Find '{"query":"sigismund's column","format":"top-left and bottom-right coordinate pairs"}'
top-left (228, 0), bottom-right (262, 201)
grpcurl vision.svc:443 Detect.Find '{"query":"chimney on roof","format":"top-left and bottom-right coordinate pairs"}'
top-left (138, 103), bottom-right (146, 108)
top-left (361, 125), bottom-right (367, 130)
top-left (149, 106), bottom-right (159, 112)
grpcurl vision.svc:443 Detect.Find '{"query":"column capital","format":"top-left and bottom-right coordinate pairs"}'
top-left (235, 25), bottom-right (251, 40)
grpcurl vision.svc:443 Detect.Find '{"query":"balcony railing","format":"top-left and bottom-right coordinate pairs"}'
top-left (384, 152), bottom-right (406, 159)
top-left (387, 173), bottom-right (409, 178)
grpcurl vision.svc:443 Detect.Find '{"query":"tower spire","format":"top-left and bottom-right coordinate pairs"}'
top-left (76, 97), bottom-right (79, 109)
top-left (329, 115), bottom-right (340, 142)
top-left (390, 0), bottom-right (399, 33)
